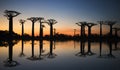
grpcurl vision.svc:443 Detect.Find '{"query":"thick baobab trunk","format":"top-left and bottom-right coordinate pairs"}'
top-left (40, 21), bottom-right (42, 40)
top-left (9, 17), bottom-right (13, 35)
top-left (22, 23), bottom-right (24, 38)
top-left (110, 25), bottom-right (112, 37)
top-left (32, 22), bottom-right (34, 39)
top-left (50, 24), bottom-right (53, 40)
top-left (88, 26), bottom-right (91, 39)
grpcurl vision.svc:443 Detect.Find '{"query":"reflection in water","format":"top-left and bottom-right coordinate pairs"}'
top-left (47, 40), bottom-right (57, 58)
top-left (0, 40), bottom-right (120, 69)
top-left (74, 40), bottom-right (76, 49)
top-left (98, 40), bottom-right (115, 58)
top-left (27, 39), bottom-right (39, 61)
top-left (98, 39), bottom-right (102, 57)
top-left (38, 39), bottom-right (45, 60)
top-left (86, 40), bottom-right (95, 56)
top-left (4, 40), bottom-right (19, 67)
top-left (75, 40), bottom-right (86, 57)
top-left (107, 41), bottom-right (115, 58)
top-left (19, 40), bottom-right (25, 57)
top-left (53, 41), bottom-right (56, 50)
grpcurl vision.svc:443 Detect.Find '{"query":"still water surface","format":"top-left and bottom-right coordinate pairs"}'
top-left (0, 40), bottom-right (120, 70)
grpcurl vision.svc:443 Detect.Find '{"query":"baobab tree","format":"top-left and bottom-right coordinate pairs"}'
top-left (41, 25), bottom-right (45, 39)
top-left (4, 10), bottom-right (20, 36)
top-left (4, 40), bottom-right (19, 67)
top-left (37, 17), bottom-right (45, 40)
top-left (19, 19), bottom-right (26, 39)
top-left (97, 21), bottom-right (104, 57)
top-left (27, 17), bottom-right (38, 39)
top-left (112, 28), bottom-right (120, 38)
top-left (38, 25), bottom-right (45, 59)
top-left (47, 19), bottom-right (57, 40)
top-left (76, 22), bottom-right (87, 39)
top-left (102, 21), bottom-right (116, 57)
top-left (86, 23), bottom-right (97, 55)
top-left (97, 21), bottom-right (104, 38)
top-left (86, 23), bottom-right (97, 39)
top-left (76, 22), bottom-right (87, 56)
top-left (112, 28), bottom-right (120, 50)
top-left (104, 21), bottom-right (116, 37)
top-left (47, 19), bottom-right (57, 58)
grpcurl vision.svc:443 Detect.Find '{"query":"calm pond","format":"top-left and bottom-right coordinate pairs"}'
top-left (0, 40), bottom-right (120, 70)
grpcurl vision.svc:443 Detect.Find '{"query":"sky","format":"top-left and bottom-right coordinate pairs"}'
top-left (0, 0), bottom-right (120, 36)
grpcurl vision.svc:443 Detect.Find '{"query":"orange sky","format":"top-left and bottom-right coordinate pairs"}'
top-left (0, 15), bottom-right (111, 36)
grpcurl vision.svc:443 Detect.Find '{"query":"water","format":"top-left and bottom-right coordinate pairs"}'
top-left (0, 40), bottom-right (120, 70)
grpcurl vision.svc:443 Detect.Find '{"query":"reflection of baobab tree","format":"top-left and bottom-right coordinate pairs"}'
top-left (47, 19), bottom-right (57, 58)
top-left (47, 40), bottom-right (57, 58)
top-left (75, 41), bottom-right (86, 57)
top-left (19, 19), bottom-right (26, 57)
top-left (19, 40), bottom-right (25, 57)
top-left (4, 40), bottom-right (19, 67)
top-left (27, 17), bottom-right (38, 39)
top-left (38, 39), bottom-right (44, 60)
top-left (112, 28), bottom-right (120, 50)
top-left (27, 40), bottom-right (39, 61)
top-left (104, 21), bottom-right (116, 58)
top-left (86, 23), bottom-right (97, 56)
top-left (107, 42), bottom-right (115, 58)
top-left (4, 10), bottom-right (20, 67)
top-left (97, 21), bottom-right (104, 57)
top-left (76, 22), bottom-right (86, 56)
top-left (4, 10), bottom-right (20, 37)
top-left (38, 25), bottom-right (45, 60)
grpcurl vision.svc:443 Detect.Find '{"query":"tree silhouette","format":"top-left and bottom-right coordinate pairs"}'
top-left (97, 21), bottom-right (104, 38)
top-left (37, 17), bottom-right (45, 40)
top-left (47, 40), bottom-right (57, 58)
top-left (4, 10), bottom-right (20, 36)
top-left (112, 28), bottom-right (120, 50)
top-left (27, 17), bottom-right (38, 39)
top-left (53, 28), bottom-right (56, 49)
top-left (4, 40), bottom-right (19, 67)
top-left (104, 21), bottom-right (116, 37)
top-left (98, 21), bottom-right (104, 57)
top-left (47, 19), bottom-right (57, 40)
top-left (46, 19), bottom-right (57, 58)
top-left (74, 29), bottom-right (76, 37)
top-left (86, 23), bottom-right (97, 55)
top-left (75, 40), bottom-right (86, 57)
top-left (19, 40), bottom-right (25, 57)
top-left (19, 19), bottom-right (26, 39)
top-left (27, 40), bottom-right (39, 61)
top-left (112, 28), bottom-right (120, 38)
top-left (54, 28), bottom-right (56, 36)
top-left (86, 23), bottom-right (97, 39)
top-left (76, 22), bottom-right (87, 39)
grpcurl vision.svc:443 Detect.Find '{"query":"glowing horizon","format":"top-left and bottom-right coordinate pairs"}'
top-left (0, 0), bottom-right (120, 36)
